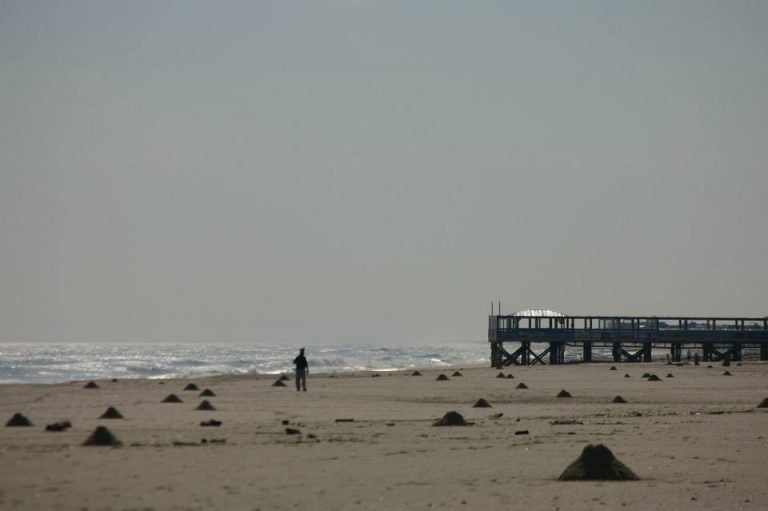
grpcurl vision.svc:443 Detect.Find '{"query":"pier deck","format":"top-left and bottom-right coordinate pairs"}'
top-left (489, 315), bottom-right (768, 366)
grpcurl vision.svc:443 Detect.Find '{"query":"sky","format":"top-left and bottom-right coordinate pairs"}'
top-left (1, 1), bottom-right (767, 343)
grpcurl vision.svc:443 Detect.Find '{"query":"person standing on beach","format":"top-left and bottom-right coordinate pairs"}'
top-left (293, 348), bottom-right (309, 392)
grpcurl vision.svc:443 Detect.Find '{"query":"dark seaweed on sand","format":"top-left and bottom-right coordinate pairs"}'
top-left (556, 390), bottom-right (572, 398)
top-left (99, 406), bottom-right (123, 419)
top-left (516, 382), bottom-right (528, 389)
top-left (5, 413), bottom-right (32, 427)
top-left (195, 400), bottom-right (216, 411)
top-left (272, 379), bottom-right (287, 387)
top-left (183, 383), bottom-right (199, 391)
top-left (452, 371), bottom-right (463, 377)
top-left (612, 395), bottom-right (627, 403)
top-left (162, 394), bottom-right (183, 403)
top-left (435, 374), bottom-right (450, 381)
top-left (199, 389), bottom-right (216, 397)
top-left (473, 398), bottom-right (491, 408)
top-left (433, 411), bottom-right (471, 426)
top-left (83, 426), bottom-right (121, 447)
top-left (757, 397), bottom-right (768, 408)
top-left (558, 444), bottom-right (638, 481)
top-left (506, 374), bottom-right (515, 379)
top-left (496, 372), bottom-right (505, 378)
top-left (84, 381), bottom-right (99, 389)
top-left (412, 370), bottom-right (422, 376)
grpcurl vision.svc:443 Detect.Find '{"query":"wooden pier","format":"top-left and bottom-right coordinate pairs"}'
top-left (489, 314), bottom-right (768, 367)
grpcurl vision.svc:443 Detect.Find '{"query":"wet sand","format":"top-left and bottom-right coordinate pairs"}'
top-left (1, 362), bottom-right (767, 510)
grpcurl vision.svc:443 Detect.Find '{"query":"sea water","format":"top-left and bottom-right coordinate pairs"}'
top-left (0, 342), bottom-right (490, 384)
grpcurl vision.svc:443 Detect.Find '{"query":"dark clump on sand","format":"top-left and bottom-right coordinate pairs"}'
top-left (612, 395), bottom-right (628, 403)
top-left (514, 430), bottom-right (529, 435)
top-left (46, 421), bottom-right (72, 432)
top-left (506, 374), bottom-right (515, 379)
top-left (452, 371), bottom-right (463, 377)
top-left (433, 411), bottom-right (471, 427)
top-left (272, 379), bottom-right (287, 387)
top-left (6, 413), bottom-right (33, 427)
top-left (84, 381), bottom-right (99, 389)
top-left (610, 366), bottom-right (617, 371)
top-left (647, 374), bottom-right (662, 381)
top-left (162, 394), bottom-right (183, 403)
top-left (183, 383), bottom-right (200, 391)
top-left (473, 399), bottom-right (492, 408)
top-left (516, 382), bottom-right (528, 389)
top-left (412, 371), bottom-right (422, 376)
top-left (556, 390), bottom-right (572, 398)
top-left (99, 406), bottom-right (123, 419)
top-left (371, 373), bottom-right (381, 377)
top-left (641, 373), bottom-right (651, 378)
top-left (496, 372), bottom-right (506, 378)
top-left (666, 373), bottom-right (674, 378)
top-left (435, 374), bottom-right (450, 381)
top-left (558, 444), bottom-right (638, 481)
top-left (723, 371), bottom-right (732, 376)
top-left (83, 426), bottom-right (121, 447)
top-left (624, 374), bottom-right (631, 378)
top-left (199, 389), bottom-right (216, 397)
top-left (707, 365), bottom-right (714, 369)
top-left (195, 400), bottom-right (216, 411)
top-left (200, 419), bottom-right (222, 427)
top-left (279, 374), bottom-right (290, 382)
top-left (285, 428), bottom-right (301, 435)
top-left (757, 398), bottom-right (768, 408)
top-left (111, 378), bottom-right (118, 383)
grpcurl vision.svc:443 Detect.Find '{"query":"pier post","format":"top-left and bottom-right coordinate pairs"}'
top-left (491, 342), bottom-right (502, 368)
top-left (761, 342), bottom-right (768, 361)
top-left (702, 342), bottom-right (713, 361)
top-left (643, 341), bottom-right (652, 362)
top-left (670, 342), bottom-right (682, 362)
top-left (612, 342), bottom-right (621, 362)
top-left (583, 341), bottom-right (592, 363)
top-left (549, 342), bottom-right (564, 364)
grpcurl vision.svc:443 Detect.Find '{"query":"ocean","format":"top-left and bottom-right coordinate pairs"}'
top-left (0, 342), bottom-right (490, 384)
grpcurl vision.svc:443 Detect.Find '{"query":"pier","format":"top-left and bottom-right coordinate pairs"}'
top-left (489, 311), bottom-right (768, 367)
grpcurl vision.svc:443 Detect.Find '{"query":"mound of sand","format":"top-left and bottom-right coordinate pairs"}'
top-left (624, 374), bottom-right (631, 378)
top-left (99, 407), bottom-right (123, 419)
top-left (558, 444), bottom-right (638, 481)
top-left (433, 411), bottom-right (470, 427)
top-left (162, 394), bottom-right (183, 403)
top-left (506, 374), bottom-right (515, 379)
top-left (473, 399), bottom-right (491, 408)
top-left (272, 379), bottom-right (287, 387)
top-left (452, 371), bottom-right (463, 377)
top-left (83, 426), bottom-right (121, 447)
top-left (195, 400), bottom-right (216, 411)
top-left (199, 389), bottom-right (216, 397)
top-left (610, 366), bottom-right (617, 371)
top-left (612, 395), bottom-right (627, 403)
top-left (412, 371), bottom-right (422, 376)
top-left (556, 390), bottom-right (572, 398)
top-left (435, 374), bottom-right (450, 381)
top-left (647, 374), bottom-right (662, 381)
top-left (723, 371), bottom-right (732, 376)
top-left (666, 373), bottom-right (674, 378)
top-left (183, 383), bottom-right (199, 391)
top-left (45, 421), bottom-right (71, 432)
top-left (641, 373), bottom-right (651, 378)
top-left (6, 413), bottom-right (32, 427)
top-left (496, 372), bottom-right (505, 378)
top-left (757, 398), bottom-right (768, 408)
top-left (516, 382), bottom-right (528, 389)
top-left (83, 381), bottom-right (99, 389)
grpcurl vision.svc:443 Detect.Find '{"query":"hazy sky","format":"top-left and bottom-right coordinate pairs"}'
top-left (1, 1), bottom-right (766, 343)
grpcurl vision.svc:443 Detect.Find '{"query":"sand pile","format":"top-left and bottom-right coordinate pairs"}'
top-left (272, 379), bottom-right (287, 387)
top-left (183, 383), bottom-right (199, 391)
top-left (195, 400), bottom-right (216, 411)
top-left (433, 411), bottom-right (470, 427)
top-left (756, 398), bottom-right (768, 408)
top-left (723, 371), bottom-right (732, 376)
top-left (199, 389), bottom-right (216, 397)
top-left (666, 373), bottom-right (674, 378)
top-left (624, 374), bottom-right (631, 378)
top-left (6, 413), bottom-right (32, 427)
top-left (496, 372), bottom-right (505, 378)
top-left (473, 399), bottom-right (491, 408)
top-left (506, 374), bottom-right (515, 379)
top-left (99, 407), bottom-right (124, 419)
top-left (558, 444), bottom-right (638, 481)
top-left (516, 382), bottom-right (528, 389)
top-left (83, 381), bottom-right (99, 389)
top-left (647, 374), bottom-right (661, 381)
top-left (641, 373), bottom-right (651, 378)
top-left (45, 421), bottom-right (71, 432)
top-left (83, 426), bottom-right (121, 447)
top-left (412, 371), bottom-right (422, 376)
top-left (610, 366), bottom-right (617, 371)
top-left (435, 374), bottom-right (450, 381)
top-left (556, 390), bottom-right (572, 398)
top-left (612, 395), bottom-right (627, 403)
top-left (162, 394), bottom-right (183, 403)
top-left (452, 371), bottom-right (463, 377)
top-left (285, 428), bottom-right (301, 435)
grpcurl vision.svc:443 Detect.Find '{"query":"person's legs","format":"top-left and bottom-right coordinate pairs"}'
top-left (300, 372), bottom-right (307, 391)
top-left (295, 370), bottom-right (301, 391)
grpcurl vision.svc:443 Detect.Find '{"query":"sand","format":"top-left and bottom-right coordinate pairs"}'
top-left (1, 362), bottom-right (767, 510)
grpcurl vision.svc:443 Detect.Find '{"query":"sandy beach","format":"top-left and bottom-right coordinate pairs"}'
top-left (1, 362), bottom-right (767, 510)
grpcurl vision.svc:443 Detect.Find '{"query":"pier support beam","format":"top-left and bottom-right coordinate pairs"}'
top-left (643, 341), bottom-right (652, 362)
top-left (761, 343), bottom-right (768, 361)
top-left (612, 342), bottom-right (621, 363)
top-left (549, 342), bottom-right (565, 364)
top-left (583, 341), bottom-right (592, 363)
top-left (670, 342), bottom-right (682, 362)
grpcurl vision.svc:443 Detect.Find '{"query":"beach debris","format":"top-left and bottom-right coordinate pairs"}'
top-left (201, 438), bottom-right (226, 444)
top-left (335, 418), bottom-right (354, 422)
top-left (452, 371), bottom-right (463, 377)
top-left (516, 382), bottom-right (528, 389)
top-left (158, 381), bottom-right (165, 384)
top-left (162, 394), bottom-right (183, 403)
top-left (551, 419), bottom-right (582, 425)
top-left (506, 374), bottom-right (515, 379)
top-left (285, 428), bottom-right (301, 435)
top-left (756, 398), bottom-right (768, 408)
top-left (83, 381), bottom-right (99, 389)
top-left (83, 426), bottom-right (121, 447)
top-left (612, 395), bottom-right (628, 403)
top-left (195, 400), bottom-right (216, 411)
top-left (199, 388), bottom-right (216, 397)
top-left (111, 378), bottom-right (118, 383)
top-left (707, 365), bottom-right (713, 369)
top-left (6, 413), bottom-right (32, 427)
top-left (488, 413), bottom-right (504, 419)
top-left (473, 399), bottom-right (492, 408)
top-left (279, 374), bottom-right (290, 381)
top-left (559, 444), bottom-right (638, 480)
top-left (666, 373), bottom-right (674, 378)
top-left (624, 374), bottom-right (631, 378)
top-left (183, 383), bottom-right (199, 391)
top-left (433, 411), bottom-right (470, 427)
top-left (200, 419), bottom-right (222, 427)
top-left (281, 420), bottom-right (290, 425)
top-left (172, 441), bottom-right (198, 447)
top-left (272, 379), bottom-right (287, 387)
top-left (556, 390), bottom-right (572, 398)
top-left (371, 373), bottom-right (381, 377)
top-left (435, 374), bottom-right (450, 381)
top-left (412, 370), bottom-right (422, 376)
top-left (723, 371), bottom-right (732, 376)
top-left (514, 430), bottom-right (529, 435)
top-left (45, 421), bottom-right (72, 432)
top-left (99, 406), bottom-right (124, 419)
top-left (641, 373), bottom-right (651, 378)
top-left (647, 374), bottom-right (662, 381)
top-left (496, 372), bottom-right (506, 378)
top-left (610, 366), bottom-right (617, 371)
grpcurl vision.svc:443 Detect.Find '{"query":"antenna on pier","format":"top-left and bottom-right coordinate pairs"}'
top-left (498, 301), bottom-right (501, 316)
top-left (491, 301), bottom-right (494, 316)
